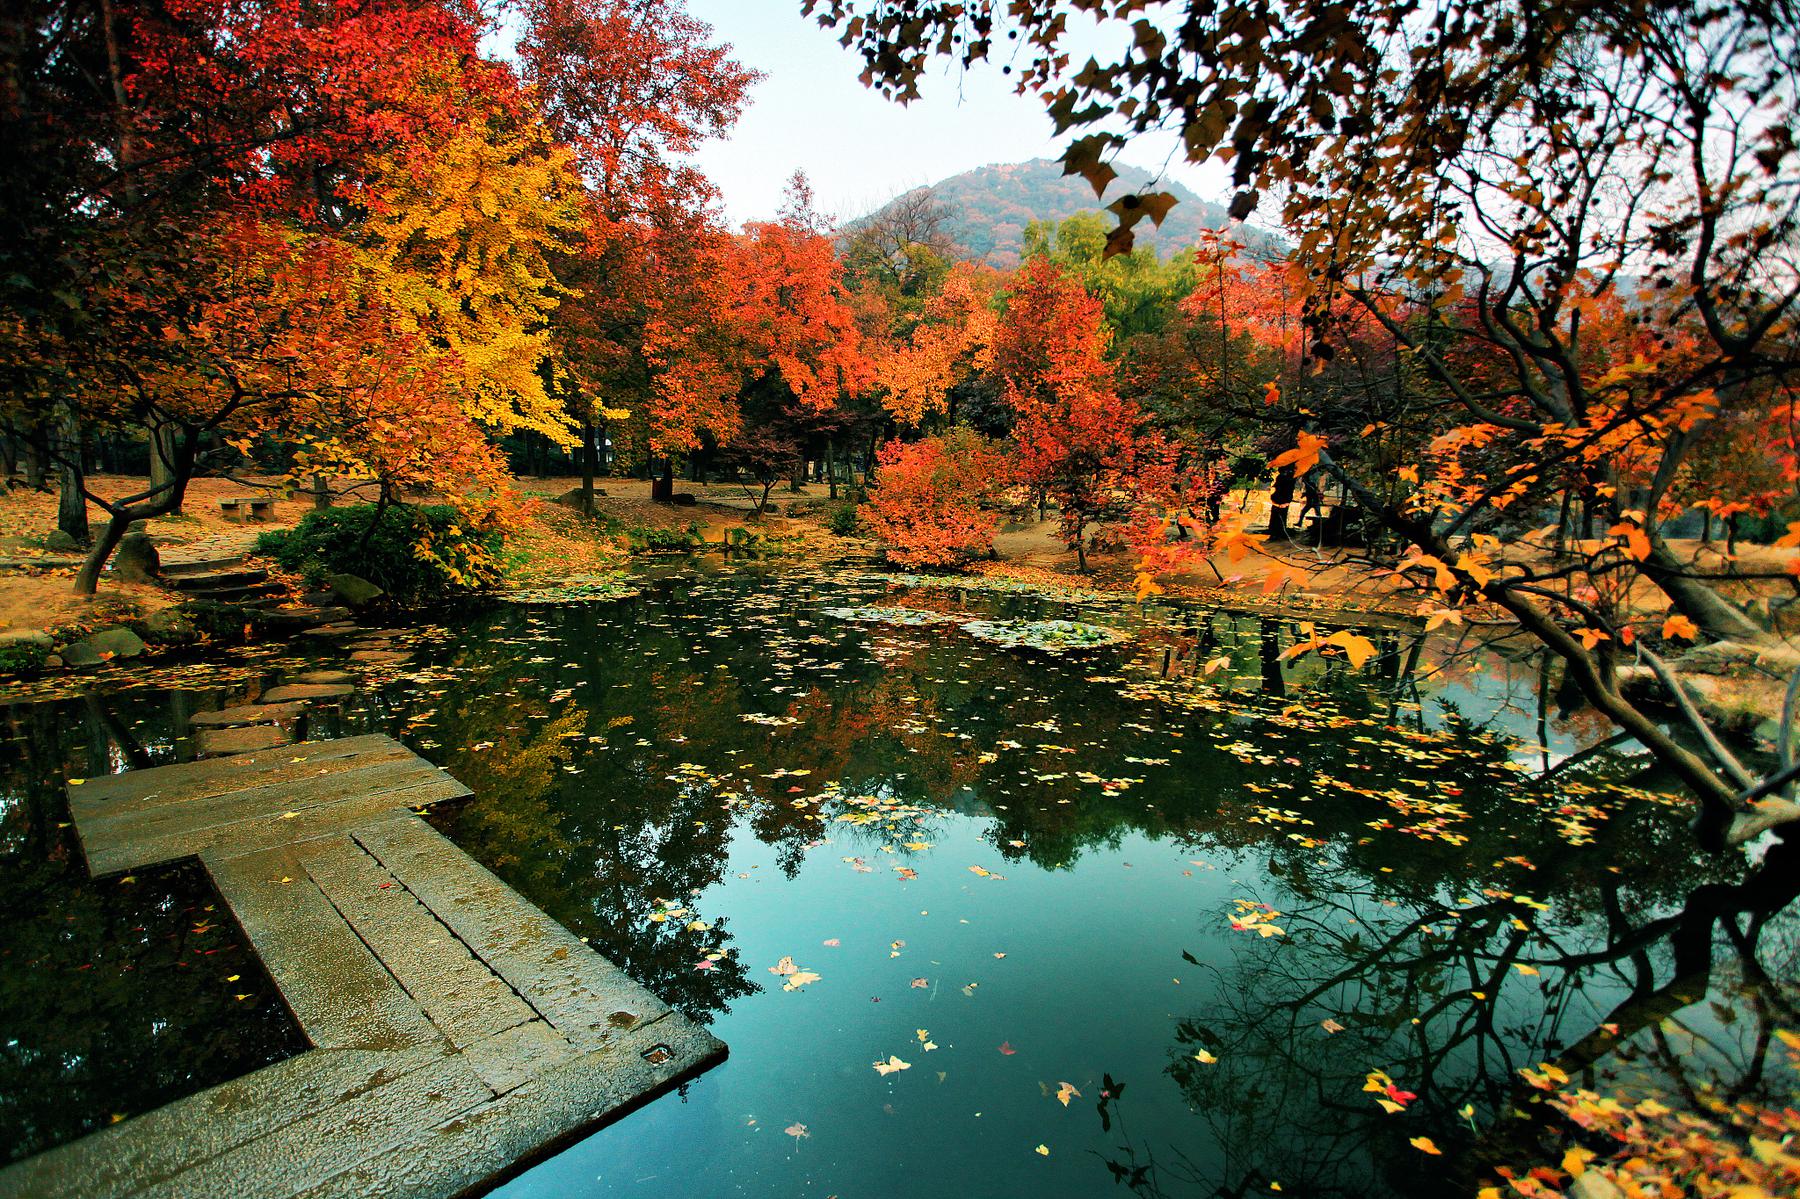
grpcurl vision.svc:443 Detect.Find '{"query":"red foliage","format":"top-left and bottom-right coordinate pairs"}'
top-left (866, 430), bottom-right (1012, 569)
top-left (996, 258), bottom-right (1172, 570)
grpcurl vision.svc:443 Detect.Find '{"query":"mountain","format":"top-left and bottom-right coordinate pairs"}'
top-left (862, 159), bottom-right (1280, 269)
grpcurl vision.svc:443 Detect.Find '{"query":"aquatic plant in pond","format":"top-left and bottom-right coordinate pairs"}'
top-left (959, 617), bottom-right (1129, 652)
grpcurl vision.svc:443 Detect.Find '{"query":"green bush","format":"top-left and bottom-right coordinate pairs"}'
top-left (257, 504), bottom-right (501, 607)
top-left (825, 502), bottom-right (864, 537)
top-left (625, 522), bottom-right (705, 553)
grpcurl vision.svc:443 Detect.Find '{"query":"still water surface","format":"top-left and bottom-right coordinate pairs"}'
top-left (3, 566), bottom-right (1792, 1195)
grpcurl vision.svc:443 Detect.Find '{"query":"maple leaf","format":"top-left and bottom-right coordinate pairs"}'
top-left (1056, 1081), bottom-right (1081, 1106)
top-left (1661, 613), bottom-right (1699, 640)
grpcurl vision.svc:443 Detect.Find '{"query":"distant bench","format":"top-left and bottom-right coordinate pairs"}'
top-left (219, 497), bottom-right (275, 522)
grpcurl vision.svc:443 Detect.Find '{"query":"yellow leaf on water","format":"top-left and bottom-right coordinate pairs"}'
top-left (872, 1055), bottom-right (911, 1076)
top-left (1056, 1081), bottom-right (1081, 1106)
top-left (1561, 1146), bottom-right (1593, 1176)
top-left (1034, 1144), bottom-right (1049, 1156)
top-left (1513, 963), bottom-right (1540, 976)
top-left (1409, 1136), bottom-right (1442, 1155)
top-left (1193, 1050), bottom-right (1217, 1064)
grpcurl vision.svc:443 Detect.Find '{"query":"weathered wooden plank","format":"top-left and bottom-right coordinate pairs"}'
top-left (131, 1054), bottom-right (493, 1199)
top-left (287, 1016), bottom-right (727, 1199)
top-left (69, 734), bottom-right (405, 811)
top-left (303, 840), bottom-right (538, 1050)
top-left (354, 817), bottom-right (672, 1049)
top-left (209, 843), bottom-right (441, 1053)
top-left (0, 1045), bottom-right (450, 1199)
top-left (83, 778), bottom-right (469, 876)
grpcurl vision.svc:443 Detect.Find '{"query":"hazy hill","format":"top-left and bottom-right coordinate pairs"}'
top-left (867, 159), bottom-right (1280, 268)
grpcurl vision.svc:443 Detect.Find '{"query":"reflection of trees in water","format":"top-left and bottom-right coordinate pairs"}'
top-left (0, 699), bottom-right (305, 1164)
top-left (1089, 829), bottom-right (1795, 1198)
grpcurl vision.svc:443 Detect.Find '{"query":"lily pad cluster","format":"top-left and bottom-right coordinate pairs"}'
top-left (495, 578), bottom-right (640, 605)
top-left (821, 605), bottom-right (963, 626)
top-left (959, 618), bottom-right (1129, 653)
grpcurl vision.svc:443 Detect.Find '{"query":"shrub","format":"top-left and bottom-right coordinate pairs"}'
top-left (866, 430), bottom-right (1011, 569)
top-left (825, 502), bottom-right (864, 537)
top-left (257, 503), bottom-right (501, 607)
top-left (625, 521), bottom-right (705, 553)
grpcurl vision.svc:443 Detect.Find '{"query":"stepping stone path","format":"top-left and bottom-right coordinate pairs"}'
top-left (258, 682), bottom-right (356, 703)
top-left (189, 702), bottom-right (307, 728)
top-left (196, 723), bottom-right (291, 757)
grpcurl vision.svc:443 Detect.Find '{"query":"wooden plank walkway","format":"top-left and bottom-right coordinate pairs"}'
top-left (1, 734), bottom-right (725, 1199)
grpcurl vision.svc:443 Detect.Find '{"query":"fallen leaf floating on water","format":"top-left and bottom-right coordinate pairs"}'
top-left (1193, 1050), bottom-right (1217, 1065)
top-left (872, 1055), bottom-right (911, 1076)
top-left (1034, 1145), bottom-right (1050, 1157)
top-left (768, 956), bottom-right (797, 976)
top-left (1409, 1137), bottom-right (1442, 1155)
top-left (1055, 1081), bottom-right (1081, 1106)
top-left (822, 938), bottom-right (840, 947)
top-left (998, 1041), bottom-right (1017, 1056)
top-left (1364, 1069), bottom-right (1416, 1113)
top-left (784, 1123), bottom-right (809, 1140)
top-left (1321, 1019), bottom-right (1346, 1034)
top-left (783, 971), bottom-right (821, 991)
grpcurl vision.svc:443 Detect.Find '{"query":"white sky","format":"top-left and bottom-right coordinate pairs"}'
top-left (686, 0), bottom-right (1235, 229)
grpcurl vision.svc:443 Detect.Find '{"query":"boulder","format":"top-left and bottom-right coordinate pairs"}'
top-left (113, 531), bottom-right (161, 583)
top-left (671, 492), bottom-right (697, 507)
top-left (87, 626), bottom-right (149, 659)
top-left (325, 572), bottom-right (385, 608)
top-left (555, 487), bottom-right (606, 511)
top-left (141, 608), bottom-right (195, 643)
top-left (43, 529), bottom-right (82, 552)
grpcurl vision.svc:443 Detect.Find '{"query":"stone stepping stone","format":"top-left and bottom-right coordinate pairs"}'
top-left (197, 723), bottom-right (292, 757)
top-left (349, 650), bottom-right (411, 665)
top-left (259, 682), bottom-right (356, 703)
top-left (294, 670), bottom-right (355, 684)
top-left (300, 623), bottom-right (360, 638)
top-left (189, 702), bottom-right (307, 728)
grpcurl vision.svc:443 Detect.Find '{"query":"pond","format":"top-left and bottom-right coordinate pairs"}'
top-left (2, 564), bottom-right (1795, 1195)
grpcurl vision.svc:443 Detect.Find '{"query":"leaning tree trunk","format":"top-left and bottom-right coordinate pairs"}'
top-left (1640, 532), bottom-right (1767, 644)
top-left (57, 400), bottom-right (89, 543)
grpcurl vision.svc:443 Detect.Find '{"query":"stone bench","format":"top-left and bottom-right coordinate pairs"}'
top-left (219, 497), bottom-right (275, 522)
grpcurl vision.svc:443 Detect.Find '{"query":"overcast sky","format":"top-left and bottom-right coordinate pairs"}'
top-left (685, 1), bottom-right (1234, 228)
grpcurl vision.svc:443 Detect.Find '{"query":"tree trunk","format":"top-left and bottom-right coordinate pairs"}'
top-left (312, 472), bottom-right (333, 511)
top-left (825, 439), bottom-right (838, 500)
top-left (23, 437), bottom-right (45, 490)
top-left (579, 420), bottom-right (597, 516)
top-left (1641, 533), bottom-right (1766, 643)
top-left (650, 459), bottom-right (673, 503)
top-left (57, 400), bottom-right (89, 543)
top-left (147, 419), bottom-right (182, 515)
top-left (1266, 464), bottom-right (1295, 539)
